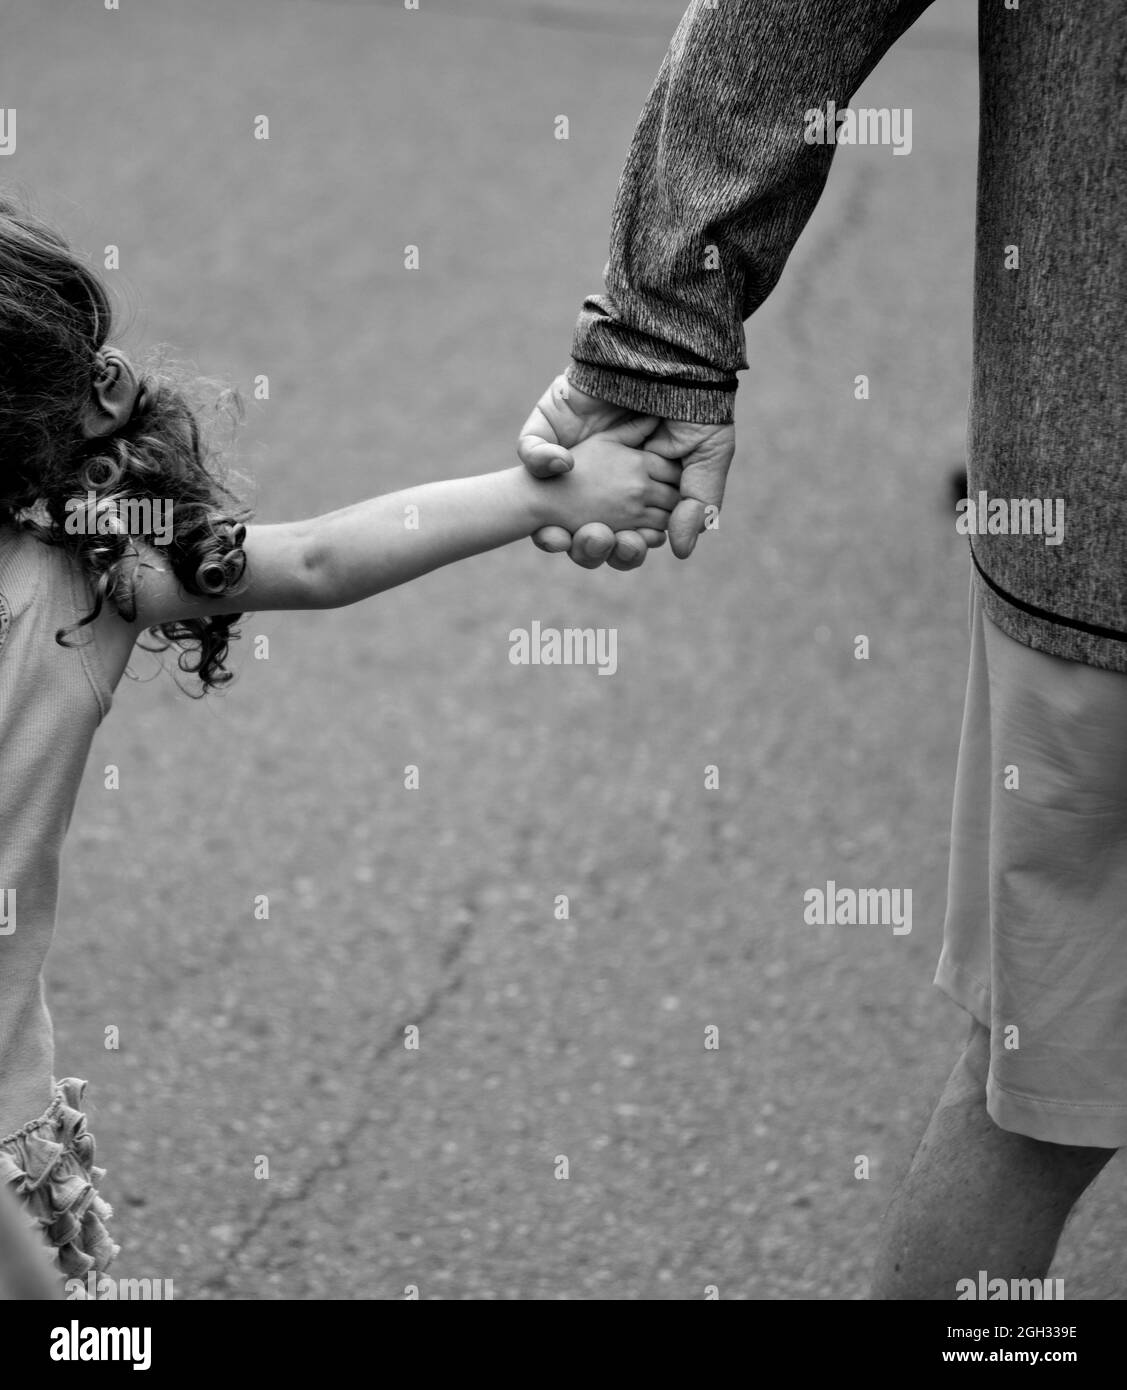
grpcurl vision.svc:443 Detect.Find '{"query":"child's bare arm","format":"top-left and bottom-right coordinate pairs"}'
top-left (128, 427), bottom-right (680, 629)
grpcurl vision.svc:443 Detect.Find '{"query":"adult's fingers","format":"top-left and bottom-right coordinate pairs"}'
top-left (533, 524), bottom-right (662, 567)
top-left (531, 524), bottom-right (575, 553)
top-left (605, 531), bottom-right (649, 571)
top-left (566, 522), bottom-right (617, 569)
top-left (606, 527), bottom-right (668, 569)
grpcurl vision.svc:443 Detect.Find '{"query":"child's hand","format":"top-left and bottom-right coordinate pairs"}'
top-left (535, 416), bottom-right (682, 536)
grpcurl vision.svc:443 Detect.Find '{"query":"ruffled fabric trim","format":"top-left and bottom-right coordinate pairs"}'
top-left (0, 1078), bottom-right (118, 1278)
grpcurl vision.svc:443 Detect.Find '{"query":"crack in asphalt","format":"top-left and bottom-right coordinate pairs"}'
top-left (196, 911), bottom-right (476, 1295)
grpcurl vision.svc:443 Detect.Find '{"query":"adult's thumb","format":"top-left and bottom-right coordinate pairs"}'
top-left (518, 434), bottom-right (573, 478)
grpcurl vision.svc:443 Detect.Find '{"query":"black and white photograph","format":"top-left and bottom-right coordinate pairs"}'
top-left (0, 0), bottom-right (1124, 1359)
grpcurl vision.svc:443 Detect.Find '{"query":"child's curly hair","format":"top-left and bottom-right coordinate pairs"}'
top-left (0, 190), bottom-right (250, 692)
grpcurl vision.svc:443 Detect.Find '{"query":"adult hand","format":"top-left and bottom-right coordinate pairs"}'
top-left (641, 416), bottom-right (737, 559)
top-left (518, 373), bottom-right (735, 566)
top-left (518, 375), bottom-right (658, 570)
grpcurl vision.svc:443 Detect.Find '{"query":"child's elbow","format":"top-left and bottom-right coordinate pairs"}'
top-left (288, 521), bottom-right (342, 610)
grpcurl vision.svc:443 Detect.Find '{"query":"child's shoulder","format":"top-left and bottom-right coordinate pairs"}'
top-left (0, 522), bottom-right (127, 706)
top-left (0, 523), bottom-right (43, 610)
top-left (0, 524), bottom-right (83, 621)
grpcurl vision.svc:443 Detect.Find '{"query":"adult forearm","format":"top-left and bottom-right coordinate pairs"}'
top-left (570, 0), bottom-right (937, 424)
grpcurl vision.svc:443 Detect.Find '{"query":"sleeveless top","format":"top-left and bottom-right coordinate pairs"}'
top-left (0, 527), bottom-right (114, 1136)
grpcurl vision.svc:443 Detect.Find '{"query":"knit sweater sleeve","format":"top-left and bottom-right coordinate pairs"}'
top-left (568, 0), bottom-right (938, 424)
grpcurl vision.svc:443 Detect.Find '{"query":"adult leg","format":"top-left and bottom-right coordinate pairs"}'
top-left (869, 1019), bottom-right (1117, 1300)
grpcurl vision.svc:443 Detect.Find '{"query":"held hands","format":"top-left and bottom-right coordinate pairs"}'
top-left (532, 414), bottom-right (683, 537)
top-left (518, 374), bottom-right (737, 570)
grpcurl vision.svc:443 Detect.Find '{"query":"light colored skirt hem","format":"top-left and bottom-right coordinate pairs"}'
top-left (936, 962), bottom-right (1127, 1149)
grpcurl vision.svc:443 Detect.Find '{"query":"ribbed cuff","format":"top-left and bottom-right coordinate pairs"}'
top-left (566, 360), bottom-right (737, 426)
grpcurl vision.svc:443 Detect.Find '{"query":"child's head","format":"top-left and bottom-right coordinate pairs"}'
top-left (0, 190), bottom-right (249, 691)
